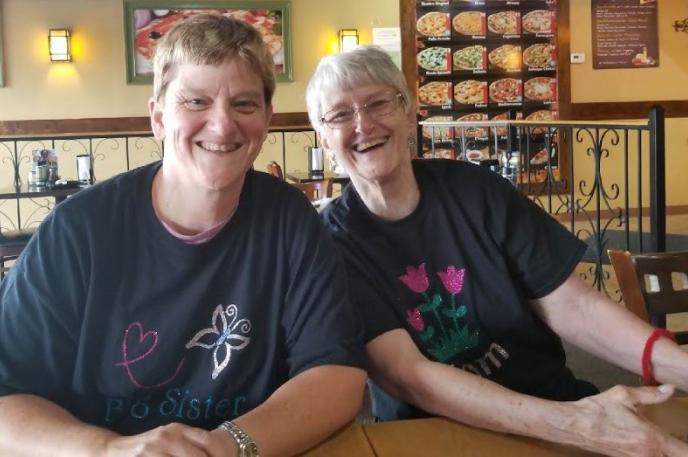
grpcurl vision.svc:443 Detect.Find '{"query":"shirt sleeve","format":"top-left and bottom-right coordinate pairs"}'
top-left (321, 201), bottom-right (403, 344)
top-left (280, 200), bottom-right (367, 377)
top-left (489, 177), bottom-right (587, 299)
top-left (0, 208), bottom-right (86, 406)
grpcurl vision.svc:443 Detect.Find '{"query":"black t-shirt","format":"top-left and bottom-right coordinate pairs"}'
top-left (0, 163), bottom-right (365, 434)
top-left (322, 159), bottom-right (589, 419)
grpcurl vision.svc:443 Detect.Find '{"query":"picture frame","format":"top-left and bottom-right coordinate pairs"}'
top-left (123, 0), bottom-right (292, 84)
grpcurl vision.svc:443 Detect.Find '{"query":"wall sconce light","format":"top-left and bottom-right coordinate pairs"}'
top-left (339, 29), bottom-right (359, 52)
top-left (49, 29), bottom-right (72, 62)
top-left (674, 18), bottom-right (688, 32)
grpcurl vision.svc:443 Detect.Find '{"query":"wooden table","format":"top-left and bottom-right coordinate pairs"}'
top-left (300, 422), bottom-right (375, 457)
top-left (285, 171), bottom-right (350, 186)
top-left (301, 398), bottom-right (688, 456)
top-left (362, 397), bottom-right (688, 456)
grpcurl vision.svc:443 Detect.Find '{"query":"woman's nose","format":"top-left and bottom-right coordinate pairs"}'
top-left (209, 105), bottom-right (238, 133)
top-left (353, 108), bottom-right (375, 134)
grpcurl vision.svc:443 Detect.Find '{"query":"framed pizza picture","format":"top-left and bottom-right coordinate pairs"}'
top-left (123, 0), bottom-right (292, 84)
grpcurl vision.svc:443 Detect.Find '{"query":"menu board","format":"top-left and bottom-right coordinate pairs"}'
top-left (591, 0), bottom-right (658, 69)
top-left (415, 0), bottom-right (559, 167)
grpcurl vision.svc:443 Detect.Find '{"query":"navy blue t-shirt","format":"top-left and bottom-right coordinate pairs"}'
top-left (0, 162), bottom-right (365, 434)
top-left (322, 159), bottom-right (590, 420)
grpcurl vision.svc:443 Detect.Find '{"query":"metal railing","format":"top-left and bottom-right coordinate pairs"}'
top-left (420, 106), bottom-right (666, 298)
top-left (0, 126), bottom-right (317, 231)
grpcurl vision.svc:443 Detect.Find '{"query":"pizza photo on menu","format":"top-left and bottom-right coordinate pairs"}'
top-left (489, 111), bottom-right (516, 137)
top-left (454, 80), bottom-right (487, 105)
top-left (455, 112), bottom-right (488, 139)
top-left (453, 45), bottom-right (486, 71)
top-left (525, 110), bottom-right (557, 134)
top-left (489, 78), bottom-right (522, 104)
top-left (522, 10), bottom-right (555, 34)
top-left (452, 11), bottom-right (485, 36)
top-left (421, 115), bottom-right (454, 141)
top-left (524, 77), bottom-right (556, 102)
top-left (487, 10), bottom-right (520, 35)
top-left (422, 146), bottom-right (454, 160)
top-left (523, 43), bottom-right (556, 69)
top-left (417, 11), bottom-right (451, 37)
top-left (418, 81), bottom-right (453, 106)
top-left (488, 44), bottom-right (522, 71)
top-left (417, 47), bottom-right (451, 72)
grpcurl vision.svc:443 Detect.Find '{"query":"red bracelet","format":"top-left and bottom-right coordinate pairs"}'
top-left (641, 328), bottom-right (676, 386)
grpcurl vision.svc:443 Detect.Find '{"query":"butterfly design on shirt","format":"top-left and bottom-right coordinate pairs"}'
top-left (186, 304), bottom-right (252, 379)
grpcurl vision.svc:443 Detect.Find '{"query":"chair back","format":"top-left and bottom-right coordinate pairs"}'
top-left (266, 161), bottom-right (284, 179)
top-left (292, 179), bottom-right (333, 202)
top-left (608, 249), bottom-right (688, 344)
top-left (0, 229), bottom-right (35, 280)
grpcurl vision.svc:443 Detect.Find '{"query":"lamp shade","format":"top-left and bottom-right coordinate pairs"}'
top-left (339, 29), bottom-right (359, 53)
top-left (49, 29), bottom-right (72, 62)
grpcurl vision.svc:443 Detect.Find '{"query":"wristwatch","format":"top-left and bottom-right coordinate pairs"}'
top-left (218, 420), bottom-right (259, 457)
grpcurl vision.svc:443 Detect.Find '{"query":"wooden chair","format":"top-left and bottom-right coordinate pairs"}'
top-left (0, 229), bottom-right (34, 280)
top-left (266, 161), bottom-right (284, 179)
top-left (292, 179), bottom-right (333, 202)
top-left (608, 249), bottom-right (688, 344)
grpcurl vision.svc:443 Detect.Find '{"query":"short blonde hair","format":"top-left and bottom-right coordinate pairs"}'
top-left (152, 14), bottom-right (275, 103)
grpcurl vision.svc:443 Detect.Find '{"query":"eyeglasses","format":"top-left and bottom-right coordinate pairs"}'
top-left (321, 92), bottom-right (404, 129)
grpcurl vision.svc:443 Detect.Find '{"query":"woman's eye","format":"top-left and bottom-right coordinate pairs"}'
top-left (183, 99), bottom-right (206, 110)
top-left (234, 100), bottom-right (260, 114)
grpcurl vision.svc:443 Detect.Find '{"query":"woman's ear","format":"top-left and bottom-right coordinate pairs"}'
top-left (148, 97), bottom-right (165, 141)
top-left (318, 129), bottom-right (331, 151)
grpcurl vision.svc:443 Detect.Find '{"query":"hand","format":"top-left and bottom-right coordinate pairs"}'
top-left (102, 422), bottom-right (237, 457)
top-left (565, 384), bottom-right (688, 457)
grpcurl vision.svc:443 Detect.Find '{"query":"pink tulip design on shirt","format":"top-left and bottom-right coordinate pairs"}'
top-left (399, 263), bottom-right (429, 294)
top-left (406, 308), bottom-right (425, 332)
top-left (437, 266), bottom-right (465, 295)
top-left (399, 262), bottom-right (478, 362)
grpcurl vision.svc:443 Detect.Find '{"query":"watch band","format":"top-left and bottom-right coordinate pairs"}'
top-left (218, 421), bottom-right (259, 457)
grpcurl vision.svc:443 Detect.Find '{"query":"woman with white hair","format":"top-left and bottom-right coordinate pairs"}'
top-left (308, 45), bottom-right (688, 457)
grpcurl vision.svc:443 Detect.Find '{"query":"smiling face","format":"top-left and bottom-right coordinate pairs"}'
top-left (318, 83), bottom-right (416, 185)
top-left (149, 58), bottom-right (272, 195)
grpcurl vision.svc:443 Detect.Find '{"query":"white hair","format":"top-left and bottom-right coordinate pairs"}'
top-left (305, 45), bottom-right (412, 131)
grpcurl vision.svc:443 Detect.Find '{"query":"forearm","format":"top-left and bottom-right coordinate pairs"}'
top-left (388, 359), bottom-right (582, 444)
top-left (0, 394), bottom-right (116, 457)
top-left (540, 279), bottom-right (688, 390)
top-left (232, 365), bottom-right (366, 457)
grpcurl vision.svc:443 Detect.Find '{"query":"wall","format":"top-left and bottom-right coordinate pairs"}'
top-left (568, 1), bottom-right (688, 207)
top-left (0, 0), bottom-right (398, 120)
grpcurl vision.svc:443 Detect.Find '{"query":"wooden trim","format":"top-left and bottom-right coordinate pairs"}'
top-left (568, 101), bottom-right (688, 120)
top-left (551, 205), bottom-right (688, 223)
top-left (556, 0), bottom-right (572, 119)
top-left (400, 0), bottom-right (417, 103)
top-left (0, 112), bottom-right (311, 136)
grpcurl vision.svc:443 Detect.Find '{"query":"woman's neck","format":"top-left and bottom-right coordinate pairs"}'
top-left (352, 162), bottom-right (421, 221)
top-left (151, 166), bottom-right (242, 235)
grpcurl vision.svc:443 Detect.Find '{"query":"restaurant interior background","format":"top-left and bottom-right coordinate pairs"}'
top-left (0, 0), bottom-right (686, 210)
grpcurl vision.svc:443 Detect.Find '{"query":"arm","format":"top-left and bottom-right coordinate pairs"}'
top-left (232, 364), bottom-right (366, 457)
top-left (367, 328), bottom-right (688, 457)
top-left (531, 273), bottom-right (688, 390)
top-left (0, 394), bottom-right (230, 457)
top-left (0, 364), bottom-right (365, 457)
